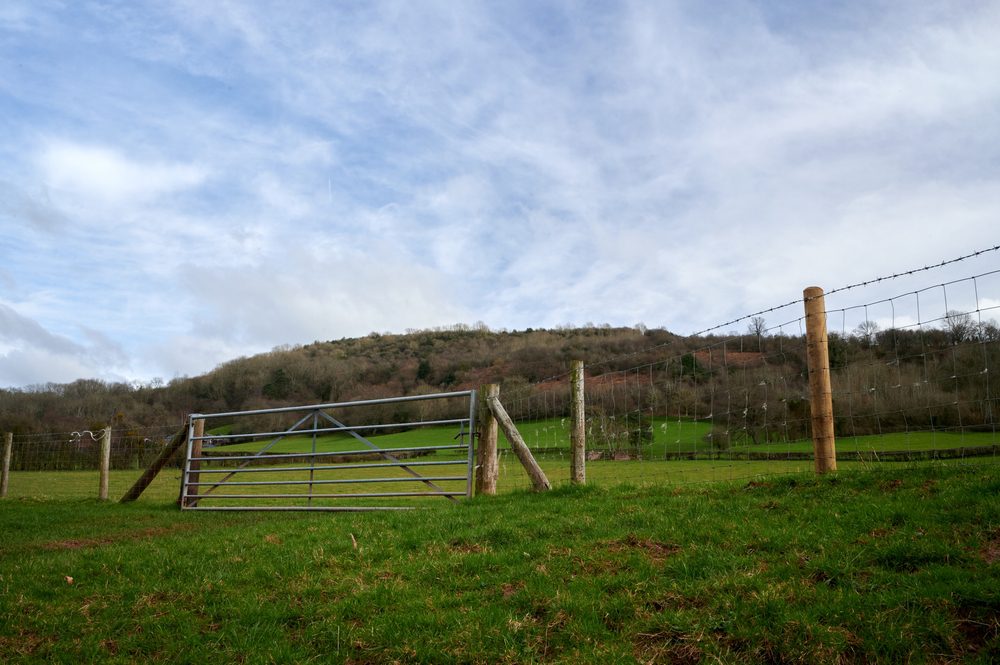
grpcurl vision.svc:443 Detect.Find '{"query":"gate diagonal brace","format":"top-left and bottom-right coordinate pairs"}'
top-left (317, 411), bottom-right (459, 502)
top-left (188, 410), bottom-right (316, 505)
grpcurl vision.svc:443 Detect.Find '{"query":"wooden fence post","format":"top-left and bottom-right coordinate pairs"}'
top-left (1, 432), bottom-right (12, 498)
top-left (570, 360), bottom-right (586, 484)
top-left (487, 395), bottom-right (551, 492)
top-left (804, 286), bottom-right (837, 473)
top-left (99, 427), bottom-right (112, 500)
top-left (187, 419), bottom-right (205, 504)
top-left (476, 384), bottom-right (499, 495)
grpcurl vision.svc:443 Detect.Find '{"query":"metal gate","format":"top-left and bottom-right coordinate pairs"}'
top-left (180, 390), bottom-right (477, 511)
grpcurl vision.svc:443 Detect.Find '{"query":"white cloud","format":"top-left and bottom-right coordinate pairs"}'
top-left (37, 141), bottom-right (208, 208)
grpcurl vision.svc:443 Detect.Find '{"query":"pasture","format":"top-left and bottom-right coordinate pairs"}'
top-left (212, 416), bottom-right (999, 456)
top-left (1, 463), bottom-right (999, 663)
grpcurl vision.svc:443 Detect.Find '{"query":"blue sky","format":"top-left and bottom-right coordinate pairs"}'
top-left (1, 1), bottom-right (999, 387)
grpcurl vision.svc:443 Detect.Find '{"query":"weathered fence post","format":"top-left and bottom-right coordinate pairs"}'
top-left (1, 432), bottom-right (12, 498)
top-left (476, 384), bottom-right (499, 495)
top-left (570, 360), bottom-right (586, 484)
top-left (487, 395), bottom-right (552, 492)
top-left (804, 286), bottom-right (837, 473)
top-left (99, 427), bottom-right (112, 500)
top-left (187, 418), bottom-right (205, 504)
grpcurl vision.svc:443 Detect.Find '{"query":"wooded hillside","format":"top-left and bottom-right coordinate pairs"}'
top-left (1, 317), bottom-right (996, 442)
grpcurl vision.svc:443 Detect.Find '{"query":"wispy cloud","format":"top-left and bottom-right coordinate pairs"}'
top-left (1, 1), bottom-right (998, 387)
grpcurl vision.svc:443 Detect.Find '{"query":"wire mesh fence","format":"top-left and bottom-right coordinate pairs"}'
top-left (492, 269), bottom-right (1000, 492)
top-left (1, 425), bottom-right (182, 501)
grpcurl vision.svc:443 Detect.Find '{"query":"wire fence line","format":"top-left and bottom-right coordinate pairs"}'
top-left (1, 424), bottom-right (184, 501)
top-left (3, 255), bottom-right (999, 502)
top-left (493, 268), bottom-right (1000, 492)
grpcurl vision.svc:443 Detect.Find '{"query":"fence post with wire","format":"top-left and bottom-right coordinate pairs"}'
top-left (1, 432), bottom-right (11, 498)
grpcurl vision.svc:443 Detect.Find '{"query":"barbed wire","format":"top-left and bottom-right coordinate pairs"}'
top-left (531, 245), bottom-right (1000, 385)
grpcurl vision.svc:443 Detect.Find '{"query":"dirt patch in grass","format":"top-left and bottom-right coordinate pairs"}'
top-left (40, 525), bottom-right (193, 551)
top-left (500, 581), bottom-right (525, 598)
top-left (982, 530), bottom-right (1000, 565)
top-left (608, 534), bottom-right (681, 564)
top-left (954, 603), bottom-right (1000, 656)
top-left (633, 630), bottom-right (703, 665)
top-left (447, 539), bottom-right (489, 554)
top-left (0, 630), bottom-right (56, 657)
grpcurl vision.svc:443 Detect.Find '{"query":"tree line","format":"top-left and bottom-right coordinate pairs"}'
top-left (1, 315), bottom-right (996, 446)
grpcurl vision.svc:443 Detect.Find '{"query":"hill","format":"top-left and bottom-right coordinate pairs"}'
top-left (0, 325), bottom-right (679, 434)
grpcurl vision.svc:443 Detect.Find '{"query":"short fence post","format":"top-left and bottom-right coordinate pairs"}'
top-left (1, 432), bottom-right (12, 498)
top-left (476, 384), bottom-right (499, 495)
top-left (99, 427), bottom-right (112, 500)
top-left (803, 286), bottom-right (837, 473)
top-left (570, 360), bottom-right (586, 484)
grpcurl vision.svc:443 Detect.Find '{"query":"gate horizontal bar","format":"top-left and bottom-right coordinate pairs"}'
top-left (193, 460), bottom-right (468, 474)
top-left (194, 444), bottom-right (466, 462)
top-left (184, 491), bottom-right (466, 499)
top-left (192, 390), bottom-right (475, 419)
top-left (188, 476), bottom-right (467, 487)
top-left (194, 418), bottom-right (469, 442)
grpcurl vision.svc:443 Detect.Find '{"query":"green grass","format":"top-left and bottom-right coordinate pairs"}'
top-left (2, 464), bottom-right (999, 663)
top-left (213, 417), bottom-right (998, 460)
top-left (753, 430), bottom-right (998, 453)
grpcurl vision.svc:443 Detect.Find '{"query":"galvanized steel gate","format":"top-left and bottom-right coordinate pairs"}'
top-left (180, 390), bottom-right (477, 511)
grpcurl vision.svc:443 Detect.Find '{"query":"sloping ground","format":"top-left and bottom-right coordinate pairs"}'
top-left (1, 464), bottom-right (999, 663)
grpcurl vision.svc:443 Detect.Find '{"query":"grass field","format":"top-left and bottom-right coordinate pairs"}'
top-left (3, 448), bottom-right (998, 505)
top-left (2, 463), bottom-right (999, 663)
top-left (1, 457), bottom-right (825, 503)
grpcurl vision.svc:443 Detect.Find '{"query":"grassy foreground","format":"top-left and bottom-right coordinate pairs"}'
top-left (2, 464), bottom-right (999, 663)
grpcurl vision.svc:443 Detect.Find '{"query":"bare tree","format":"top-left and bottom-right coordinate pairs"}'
top-left (943, 310), bottom-right (976, 344)
top-left (979, 319), bottom-right (1000, 342)
top-left (854, 320), bottom-right (880, 348)
top-left (747, 316), bottom-right (767, 352)
top-left (747, 316), bottom-right (767, 337)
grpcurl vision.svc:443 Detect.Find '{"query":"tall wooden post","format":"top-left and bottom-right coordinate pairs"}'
top-left (187, 419), bottom-right (205, 504)
top-left (804, 286), bottom-right (837, 473)
top-left (99, 428), bottom-right (112, 500)
top-left (1, 432), bottom-right (12, 498)
top-left (476, 384), bottom-right (499, 495)
top-left (570, 360), bottom-right (586, 484)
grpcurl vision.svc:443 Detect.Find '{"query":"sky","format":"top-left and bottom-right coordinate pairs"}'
top-left (1, 0), bottom-right (999, 388)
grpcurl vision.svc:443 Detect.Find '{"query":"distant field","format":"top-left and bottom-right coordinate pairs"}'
top-left (3, 450), bottom-right (998, 505)
top-left (213, 416), bottom-right (996, 457)
top-left (3, 416), bottom-right (994, 505)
